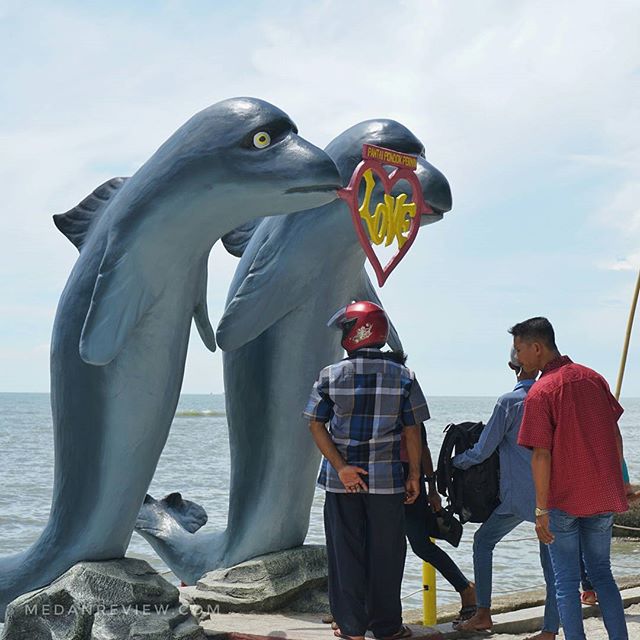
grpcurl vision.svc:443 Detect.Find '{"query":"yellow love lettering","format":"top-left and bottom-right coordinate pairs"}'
top-left (358, 170), bottom-right (417, 249)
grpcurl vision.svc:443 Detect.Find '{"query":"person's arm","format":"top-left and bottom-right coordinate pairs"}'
top-left (616, 425), bottom-right (624, 466)
top-left (531, 447), bottom-right (554, 544)
top-left (452, 402), bottom-right (508, 470)
top-left (518, 391), bottom-right (555, 542)
top-left (403, 424), bottom-right (421, 504)
top-left (309, 420), bottom-right (368, 492)
top-left (605, 383), bottom-right (624, 465)
top-left (420, 442), bottom-right (442, 511)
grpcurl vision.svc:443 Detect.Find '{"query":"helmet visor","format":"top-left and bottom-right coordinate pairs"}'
top-left (327, 306), bottom-right (347, 329)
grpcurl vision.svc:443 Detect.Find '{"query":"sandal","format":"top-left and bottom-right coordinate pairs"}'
top-left (333, 631), bottom-right (364, 640)
top-left (453, 619), bottom-right (493, 634)
top-left (580, 590), bottom-right (598, 605)
top-left (377, 625), bottom-right (412, 640)
top-left (453, 605), bottom-right (477, 623)
top-left (455, 628), bottom-right (492, 637)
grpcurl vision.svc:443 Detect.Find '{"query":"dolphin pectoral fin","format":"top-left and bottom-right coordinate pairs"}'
top-left (194, 304), bottom-right (216, 352)
top-left (221, 218), bottom-right (264, 257)
top-left (216, 231), bottom-right (305, 351)
top-left (53, 177), bottom-right (129, 251)
top-left (356, 271), bottom-right (404, 353)
top-left (193, 263), bottom-right (216, 352)
top-left (79, 251), bottom-right (157, 366)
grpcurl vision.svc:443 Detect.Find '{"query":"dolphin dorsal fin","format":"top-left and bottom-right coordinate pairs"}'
top-left (221, 218), bottom-right (264, 257)
top-left (53, 177), bottom-right (128, 251)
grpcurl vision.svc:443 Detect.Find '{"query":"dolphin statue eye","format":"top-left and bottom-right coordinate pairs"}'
top-left (252, 131), bottom-right (271, 149)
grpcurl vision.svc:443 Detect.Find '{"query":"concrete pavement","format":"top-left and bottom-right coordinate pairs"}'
top-left (199, 586), bottom-right (640, 639)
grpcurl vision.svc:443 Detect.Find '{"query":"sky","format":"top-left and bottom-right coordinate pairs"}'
top-left (0, 0), bottom-right (639, 397)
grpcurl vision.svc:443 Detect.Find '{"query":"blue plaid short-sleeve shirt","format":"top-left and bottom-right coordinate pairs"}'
top-left (303, 348), bottom-right (430, 494)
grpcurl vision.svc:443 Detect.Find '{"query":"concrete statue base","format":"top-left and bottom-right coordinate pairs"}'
top-left (181, 545), bottom-right (329, 614)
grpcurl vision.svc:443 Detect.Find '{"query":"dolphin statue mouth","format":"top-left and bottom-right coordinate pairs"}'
top-left (285, 184), bottom-right (341, 194)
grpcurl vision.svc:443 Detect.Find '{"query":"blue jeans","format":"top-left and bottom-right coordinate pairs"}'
top-left (548, 510), bottom-right (628, 640)
top-left (473, 510), bottom-right (559, 633)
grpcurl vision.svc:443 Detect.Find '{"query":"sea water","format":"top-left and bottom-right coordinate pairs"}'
top-left (0, 393), bottom-right (638, 613)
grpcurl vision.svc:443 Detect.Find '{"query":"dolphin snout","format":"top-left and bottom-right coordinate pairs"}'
top-left (281, 135), bottom-right (342, 198)
top-left (415, 156), bottom-right (452, 220)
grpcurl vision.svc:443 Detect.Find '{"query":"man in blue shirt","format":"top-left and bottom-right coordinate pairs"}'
top-left (305, 301), bottom-right (427, 640)
top-left (453, 349), bottom-right (559, 640)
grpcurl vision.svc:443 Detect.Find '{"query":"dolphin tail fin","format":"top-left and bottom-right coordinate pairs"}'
top-left (221, 218), bottom-right (264, 257)
top-left (160, 492), bottom-right (208, 533)
top-left (53, 177), bottom-right (129, 251)
top-left (134, 495), bottom-right (223, 585)
top-left (356, 271), bottom-right (403, 353)
top-left (136, 493), bottom-right (208, 536)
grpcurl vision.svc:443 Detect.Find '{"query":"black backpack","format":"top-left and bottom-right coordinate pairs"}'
top-left (436, 421), bottom-right (500, 523)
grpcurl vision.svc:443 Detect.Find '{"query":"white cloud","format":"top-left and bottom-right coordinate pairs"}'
top-left (1, 0), bottom-right (639, 395)
top-left (602, 253), bottom-right (640, 272)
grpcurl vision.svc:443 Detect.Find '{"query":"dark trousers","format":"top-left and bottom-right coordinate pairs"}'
top-left (324, 491), bottom-right (406, 637)
top-left (404, 476), bottom-right (470, 593)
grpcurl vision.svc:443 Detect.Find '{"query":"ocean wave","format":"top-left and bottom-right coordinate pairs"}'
top-left (175, 409), bottom-right (226, 418)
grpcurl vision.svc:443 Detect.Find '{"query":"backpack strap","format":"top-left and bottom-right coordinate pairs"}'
top-left (437, 423), bottom-right (469, 518)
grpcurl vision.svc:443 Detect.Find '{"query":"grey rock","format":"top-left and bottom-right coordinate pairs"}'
top-left (1, 559), bottom-right (205, 640)
top-left (283, 585), bottom-right (330, 614)
top-left (128, 618), bottom-right (171, 640)
top-left (190, 545), bottom-right (328, 613)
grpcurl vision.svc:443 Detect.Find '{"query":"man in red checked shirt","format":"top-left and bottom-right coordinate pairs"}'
top-left (513, 317), bottom-right (628, 640)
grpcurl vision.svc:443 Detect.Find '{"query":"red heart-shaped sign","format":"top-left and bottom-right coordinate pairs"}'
top-left (338, 146), bottom-right (433, 286)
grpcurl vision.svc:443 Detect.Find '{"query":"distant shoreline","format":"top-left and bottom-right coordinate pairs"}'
top-left (2, 391), bottom-right (640, 401)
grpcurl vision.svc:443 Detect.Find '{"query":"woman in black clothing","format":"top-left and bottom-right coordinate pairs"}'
top-left (401, 425), bottom-right (477, 621)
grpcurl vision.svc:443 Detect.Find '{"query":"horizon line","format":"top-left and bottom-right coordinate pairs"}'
top-left (1, 391), bottom-right (640, 401)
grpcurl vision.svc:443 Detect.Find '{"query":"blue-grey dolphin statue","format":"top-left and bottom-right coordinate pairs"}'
top-left (0, 97), bottom-right (341, 620)
top-left (134, 120), bottom-right (452, 584)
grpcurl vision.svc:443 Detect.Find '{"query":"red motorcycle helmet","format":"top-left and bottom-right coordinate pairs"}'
top-left (327, 301), bottom-right (390, 353)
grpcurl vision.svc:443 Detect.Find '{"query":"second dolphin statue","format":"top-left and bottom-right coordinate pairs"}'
top-left (135, 119), bottom-right (452, 584)
top-left (0, 97), bottom-right (341, 620)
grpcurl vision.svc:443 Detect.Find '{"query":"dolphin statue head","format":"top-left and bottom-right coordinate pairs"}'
top-left (53, 97), bottom-right (341, 366)
top-left (325, 118), bottom-right (452, 235)
top-left (216, 119), bottom-right (452, 352)
top-left (139, 97), bottom-right (342, 241)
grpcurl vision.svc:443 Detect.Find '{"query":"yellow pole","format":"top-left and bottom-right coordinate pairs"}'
top-left (615, 268), bottom-right (640, 401)
top-left (422, 552), bottom-right (437, 626)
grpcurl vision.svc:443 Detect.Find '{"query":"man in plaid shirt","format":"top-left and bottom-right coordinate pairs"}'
top-left (304, 302), bottom-right (428, 640)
